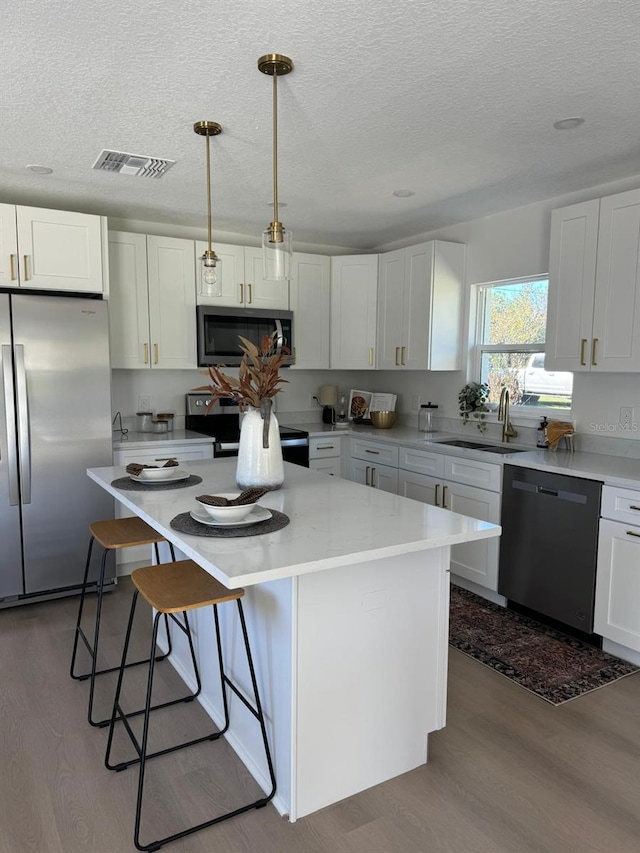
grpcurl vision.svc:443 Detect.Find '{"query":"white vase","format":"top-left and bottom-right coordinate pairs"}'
top-left (236, 404), bottom-right (284, 490)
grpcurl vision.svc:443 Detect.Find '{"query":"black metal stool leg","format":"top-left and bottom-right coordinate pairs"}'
top-left (87, 548), bottom-right (110, 726)
top-left (70, 535), bottom-right (95, 680)
top-left (105, 589), bottom-right (140, 771)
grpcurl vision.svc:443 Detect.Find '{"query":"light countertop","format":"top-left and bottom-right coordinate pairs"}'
top-left (88, 459), bottom-right (500, 588)
top-left (113, 429), bottom-right (215, 451)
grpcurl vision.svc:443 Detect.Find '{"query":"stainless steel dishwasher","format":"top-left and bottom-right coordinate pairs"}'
top-left (498, 465), bottom-right (602, 632)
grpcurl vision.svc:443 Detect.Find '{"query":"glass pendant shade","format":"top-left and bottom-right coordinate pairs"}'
top-left (200, 252), bottom-right (222, 297)
top-left (262, 224), bottom-right (292, 281)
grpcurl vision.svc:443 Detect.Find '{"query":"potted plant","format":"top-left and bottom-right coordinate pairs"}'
top-left (458, 381), bottom-right (490, 433)
top-left (197, 333), bottom-right (289, 488)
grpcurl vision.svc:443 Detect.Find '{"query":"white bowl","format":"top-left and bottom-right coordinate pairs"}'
top-left (195, 493), bottom-right (257, 522)
top-left (138, 467), bottom-right (181, 481)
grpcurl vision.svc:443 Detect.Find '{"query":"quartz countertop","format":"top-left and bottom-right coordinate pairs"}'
top-left (88, 459), bottom-right (500, 588)
top-left (112, 429), bottom-right (215, 451)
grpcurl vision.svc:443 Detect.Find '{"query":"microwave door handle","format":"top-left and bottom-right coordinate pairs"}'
top-left (2, 345), bottom-right (20, 505)
top-left (274, 319), bottom-right (284, 351)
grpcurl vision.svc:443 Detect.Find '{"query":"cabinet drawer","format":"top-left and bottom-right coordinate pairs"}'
top-left (309, 435), bottom-right (342, 459)
top-left (350, 438), bottom-right (399, 467)
top-left (601, 484), bottom-right (640, 525)
top-left (444, 455), bottom-right (501, 492)
top-left (399, 446), bottom-right (445, 478)
top-left (310, 458), bottom-right (341, 477)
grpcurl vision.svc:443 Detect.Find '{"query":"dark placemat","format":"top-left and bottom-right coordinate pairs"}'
top-left (111, 475), bottom-right (203, 491)
top-left (170, 509), bottom-right (289, 538)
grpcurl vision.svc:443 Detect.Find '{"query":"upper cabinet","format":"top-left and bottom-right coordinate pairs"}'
top-left (195, 242), bottom-right (289, 310)
top-left (109, 231), bottom-right (197, 369)
top-left (377, 241), bottom-right (464, 371)
top-left (546, 188), bottom-right (640, 372)
top-left (330, 254), bottom-right (378, 369)
top-left (289, 252), bottom-right (331, 369)
top-left (0, 204), bottom-right (105, 294)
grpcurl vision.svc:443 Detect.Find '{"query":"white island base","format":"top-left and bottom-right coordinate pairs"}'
top-left (88, 461), bottom-right (499, 822)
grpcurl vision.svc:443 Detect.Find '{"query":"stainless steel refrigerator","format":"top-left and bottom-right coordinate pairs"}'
top-left (0, 293), bottom-right (114, 603)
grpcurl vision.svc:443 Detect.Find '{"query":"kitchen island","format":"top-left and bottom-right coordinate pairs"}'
top-left (88, 459), bottom-right (500, 820)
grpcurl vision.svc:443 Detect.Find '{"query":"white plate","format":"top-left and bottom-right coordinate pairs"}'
top-left (189, 506), bottom-right (272, 528)
top-left (129, 469), bottom-right (190, 483)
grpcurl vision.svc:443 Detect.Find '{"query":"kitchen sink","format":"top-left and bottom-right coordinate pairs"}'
top-left (434, 439), bottom-right (528, 454)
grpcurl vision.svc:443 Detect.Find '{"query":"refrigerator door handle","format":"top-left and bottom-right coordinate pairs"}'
top-left (2, 344), bottom-right (20, 505)
top-left (14, 344), bottom-right (31, 505)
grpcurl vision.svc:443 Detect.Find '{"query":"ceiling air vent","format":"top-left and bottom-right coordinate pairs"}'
top-left (92, 149), bottom-right (175, 178)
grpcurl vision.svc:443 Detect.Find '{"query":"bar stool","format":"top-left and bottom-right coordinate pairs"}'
top-left (105, 559), bottom-right (276, 853)
top-left (70, 516), bottom-right (176, 727)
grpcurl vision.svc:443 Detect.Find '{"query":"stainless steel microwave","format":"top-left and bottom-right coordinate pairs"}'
top-left (196, 305), bottom-right (294, 367)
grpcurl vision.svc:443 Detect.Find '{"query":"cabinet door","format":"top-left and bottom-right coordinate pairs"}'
top-left (290, 253), bottom-right (331, 369)
top-left (377, 249), bottom-right (405, 369)
top-left (594, 518), bottom-right (640, 651)
top-left (398, 469), bottom-right (440, 506)
top-left (330, 255), bottom-right (378, 369)
top-left (196, 241), bottom-right (245, 306)
top-left (591, 188), bottom-right (640, 372)
top-left (401, 243), bottom-right (431, 370)
top-left (15, 206), bottom-right (104, 293)
top-left (244, 247), bottom-right (289, 310)
top-left (349, 457), bottom-right (372, 487)
top-left (446, 481), bottom-right (501, 591)
top-left (147, 236), bottom-right (197, 369)
top-left (370, 463), bottom-right (398, 493)
top-left (0, 203), bottom-right (18, 287)
top-left (108, 232), bottom-right (151, 369)
top-left (545, 199), bottom-right (599, 371)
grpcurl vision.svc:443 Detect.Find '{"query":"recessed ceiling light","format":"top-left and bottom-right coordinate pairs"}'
top-left (553, 117), bottom-right (585, 131)
top-left (26, 164), bottom-right (53, 174)
top-left (393, 189), bottom-right (415, 198)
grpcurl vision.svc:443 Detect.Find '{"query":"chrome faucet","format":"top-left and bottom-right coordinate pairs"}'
top-left (498, 387), bottom-right (518, 443)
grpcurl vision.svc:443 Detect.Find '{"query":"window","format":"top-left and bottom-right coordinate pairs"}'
top-left (473, 277), bottom-right (573, 411)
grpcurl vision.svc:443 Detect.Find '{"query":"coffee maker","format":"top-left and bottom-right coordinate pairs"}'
top-left (319, 385), bottom-right (338, 424)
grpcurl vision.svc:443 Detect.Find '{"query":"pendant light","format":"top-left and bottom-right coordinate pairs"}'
top-left (193, 120), bottom-right (223, 297)
top-left (258, 53), bottom-right (293, 281)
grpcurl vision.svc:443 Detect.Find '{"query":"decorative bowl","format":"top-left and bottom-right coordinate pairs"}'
top-left (370, 411), bottom-right (397, 429)
top-left (195, 493), bottom-right (257, 522)
top-left (138, 467), bottom-right (181, 481)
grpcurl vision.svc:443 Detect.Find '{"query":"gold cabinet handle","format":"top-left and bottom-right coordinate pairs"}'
top-left (401, 346), bottom-right (406, 366)
top-left (369, 347), bottom-right (374, 367)
top-left (239, 283), bottom-right (244, 303)
top-left (371, 467), bottom-right (377, 488)
top-left (10, 254), bottom-right (17, 281)
top-left (364, 449), bottom-right (380, 455)
top-left (580, 338), bottom-right (587, 366)
top-left (247, 283), bottom-right (252, 304)
top-left (317, 444), bottom-right (335, 450)
top-left (395, 346), bottom-right (400, 366)
top-left (591, 338), bottom-right (598, 366)
top-left (365, 465), bottom-right (370, 486)
top-left (153, 343), bottom-right (159, 364)
top-left (143, 343), bottom-right (149, 364)
top-left (435, 483), bottom-right (440, 507)
top-left (629, 505), bottom-right (640, 511)
top-left (23, 255), bottom-right (30, 281)
top-left (442, 484), bottom-right (449, 509)
top-left (626, 530), bottom-right (640, 538)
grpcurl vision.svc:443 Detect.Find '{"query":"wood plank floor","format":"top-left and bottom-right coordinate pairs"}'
top-left (1, 579), bottom-right (639, 853)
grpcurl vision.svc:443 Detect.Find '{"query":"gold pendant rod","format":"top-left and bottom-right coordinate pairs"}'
top-left (205, 131), bottom-right (212, 251)
top-left (272, 70), bottom-right (279, 225)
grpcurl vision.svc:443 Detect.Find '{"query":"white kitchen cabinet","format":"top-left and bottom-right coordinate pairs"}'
top-left (330, 255), bottom-right (378, 369)
top-left (109, 231), bottom-right (197, 369)
top-left (0, 203), bottom-right (104, 293)
top-left (113, 441), bottom-right (214, 570)
top-left (546, 188), bottom-right (640, 372)
top-left (195, 242), bottom-right (289, 310)
top-left (309, 434), bottom-right (342, 477)
top-left (349, 457), bottom-right (398, 493)
top-left (398, 447), bottom-right (502, 592)
top-left (289, 253), bottom-right (331, 369)
top-left (377, 241), bottom-right (464, 371)
top-left (595, 485), bottom-right (640, 652)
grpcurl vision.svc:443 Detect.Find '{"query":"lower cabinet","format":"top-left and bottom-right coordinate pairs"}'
top-left (595, 485), bottom-right (640, 652)
top-left (350, 458), bottom-right (398, 492)
top-left (309, 435), bottom-right (343, 477)
top-left (397, 447), bottom-right (502, 592)
top-left (113, 441), bottom-right (214, 570)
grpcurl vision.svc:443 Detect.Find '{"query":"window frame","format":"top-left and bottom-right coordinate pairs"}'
top-left (470, 275), bottom-right (573, 421)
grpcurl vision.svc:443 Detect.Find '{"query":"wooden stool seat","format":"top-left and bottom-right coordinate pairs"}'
top-left (132, 560), bottom-right (244, 613)
top-left (89, 517), bottom-right (166, 550)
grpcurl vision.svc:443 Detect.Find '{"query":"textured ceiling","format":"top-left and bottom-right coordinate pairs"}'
top-left (2, 0), bottom-right (640, 249)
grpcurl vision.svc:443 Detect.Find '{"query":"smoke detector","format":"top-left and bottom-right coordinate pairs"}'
top-left (92, 149), bottom-right (175, 178)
